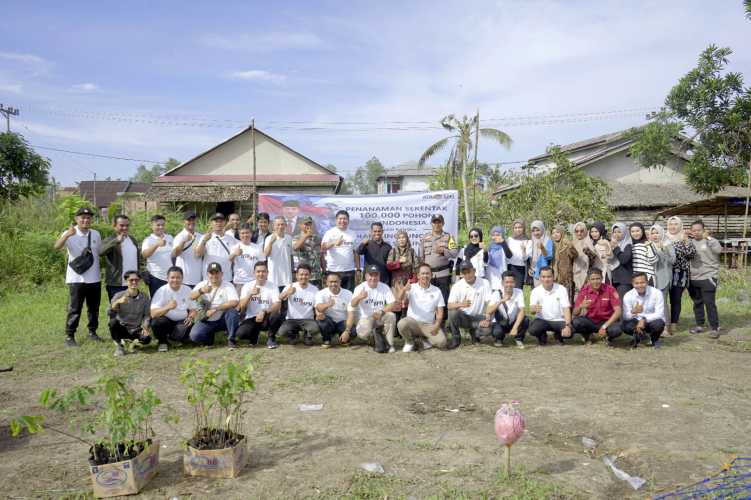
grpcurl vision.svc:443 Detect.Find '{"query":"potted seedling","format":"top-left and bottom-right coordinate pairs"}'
top-left (180, 355), bottom-right (255, 478)
top-left (11, 374), bottom-right (163, 498)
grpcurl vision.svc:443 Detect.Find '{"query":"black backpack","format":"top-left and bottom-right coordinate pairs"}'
top-left (68, 231), bottom-right (94, 274)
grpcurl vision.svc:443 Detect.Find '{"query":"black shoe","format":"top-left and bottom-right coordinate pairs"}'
top-left (65, 336), bottom-right (78, 347)
top-left (287, 335), bottom-right (299, 345)
top-left (88, 332), bottom-right (103, 342)
top-left (228, 339), bottom-right (238, 350)
top-left (447, 337), bottom-right (461, 350)
top-left (303, 335), bottom-right (313, 346)
top-left (373, 331), bottom-right (388, 353)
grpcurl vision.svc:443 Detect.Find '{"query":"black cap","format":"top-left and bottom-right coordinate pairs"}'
top-left (459, 261), bottom-right (475, 272)
top-left (75, 207), bottom-right (94, 216)
top-left (206, 262), bottom-right (223, 273)
top-left (365, 264), bottom-right (380, 274)
top-left (431, 214), bottom-right (445, 223)
top-left (183, 210), bottom-right (197, 220)
top-left (210, 212), bottom-right (226, 221)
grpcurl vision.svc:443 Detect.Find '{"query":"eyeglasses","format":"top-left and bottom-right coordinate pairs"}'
top-left (127, 278), bottom-right (140, 283)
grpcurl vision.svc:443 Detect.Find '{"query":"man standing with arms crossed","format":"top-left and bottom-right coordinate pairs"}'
top-left (54, 207), bottom-right (103, 347)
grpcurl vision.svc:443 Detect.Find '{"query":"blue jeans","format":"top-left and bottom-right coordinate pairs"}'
top-left (189, 308), bottom-right (239, 345)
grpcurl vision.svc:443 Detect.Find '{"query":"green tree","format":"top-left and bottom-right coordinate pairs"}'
top-left (418, 114), bottom-right (512, 229)
top-left (630, 46), bottom-right (750, 194)
top-left (745, 0), bottom-right (751, 19)
top-left (0, 132), bottom-right (50, 200)
top-left (341, 156), bottom-right (385, 194)
top-left (130, 158), bottom-right (179, 183)
top-left (491, 146), bottom-right (613, 230)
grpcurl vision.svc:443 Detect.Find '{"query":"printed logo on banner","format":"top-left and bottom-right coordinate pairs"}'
top-left (96, 468), bottom-right (128, 487)
top-left (422, 192), bottom-right (456, 199)
top-left (190, 455), bottom-right (224, 469)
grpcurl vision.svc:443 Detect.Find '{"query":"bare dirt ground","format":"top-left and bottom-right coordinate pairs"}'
top-left (2, 324), bottom-right (750, 499)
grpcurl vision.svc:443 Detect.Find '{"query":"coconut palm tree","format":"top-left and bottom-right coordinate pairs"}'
top-left (418, 114), bottom-right (512, 228)
top-left (745, 0), bottom-right (751, 19)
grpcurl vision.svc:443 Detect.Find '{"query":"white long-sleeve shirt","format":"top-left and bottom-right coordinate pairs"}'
top-left (622, 286), bottom-right (664, 323)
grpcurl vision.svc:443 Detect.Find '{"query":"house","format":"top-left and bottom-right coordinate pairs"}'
top-left (147, 126), bottom-right (341, 217)
top-left (493, 127), bottom-right (749, 235)
top-left (77, 180), bottom-right (155, 218)
top-left (376, 162), bottom-right (437, 194)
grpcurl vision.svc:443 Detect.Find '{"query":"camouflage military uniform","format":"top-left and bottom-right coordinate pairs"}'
top-left (293, 233), bottom-right (323, 286)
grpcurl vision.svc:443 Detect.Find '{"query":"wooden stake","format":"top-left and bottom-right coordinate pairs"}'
top-left (505, 444), bottom-right (511, 479)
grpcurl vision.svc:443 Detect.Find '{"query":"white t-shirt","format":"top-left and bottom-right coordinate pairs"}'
top-left (63, 227), bottom-right (101, 284)
top-left (529, 283), bottom-right (570, 322)
top-left (231, 242), bottom-right (265, 285)
top-left (151, 284), bottom-right (195, 322)
top-left (192, 280), bottom-right (239, 322)
top-left (406, 283), bottom-right (445, 323)
top-left (490, 288), bottom-right (525, 323)
top-left (173, 229), bottom-right (203, 285)
top-left (448, 277), bottom-right (493, 316)
top-left (507, 237), bottom-right (532, 267)
top-left (239, 280), bottom-right (280, 320)
top-left (142, 233), bottom-right (174, 281)
top-left (202, 232), bottom-right (238, 279)
top-left (265, 234), bottom-right (293, 287)
top-left (322, 227), bottom-right (356, 272)
top-left (121, 237), bottom-right (139, 285)
top-left (350, 282), bottom-right (395, 318)
top-left (315, 288), bottom-right (354, 323)
top-left (283, 282), bottom-right (319, 320)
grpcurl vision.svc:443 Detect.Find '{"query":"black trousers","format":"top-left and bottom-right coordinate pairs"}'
top-left (235, 316), bottom-right (272, 345)
top-left (668, 285), bottom-right (685, 324)
top-left (572, 316), bottom-right (622, 341)
top-left (150, 316), bottom-right (192, 344)
top-left (492, 316), bottom-right (529, 342)
top-left (108, 318), bottom-right (152, 345)
top-left (66, 282), bottom-right (101, 337)
top-left (106, 285), bottom-right (127, 302)
top-left (621, 318), bottom-right (665, 345)
top-left (147, 276), bottom-right (167, 298)
top-left (317, 317), bottom-right (348, 342)
top-left (508, 265), bottom-right (527, 290)
top-left (278, 319), bottom-right (321, 341)
top-left (340, 271), bottom-right (357, 292)
top-left (613, 283), bottom-right (632, 303)
top-left (689, 279), bottom-right (719, 330)
top-left (430, 275), bottom-right (452, 309)
top-left (527, 318), bottom-right (567, 345)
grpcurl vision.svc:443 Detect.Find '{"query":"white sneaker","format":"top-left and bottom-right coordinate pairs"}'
top-left (515, 340), bottom-right (525, 349)
top-left (402, 343), bottom-right (415, 352)
top-left (422, 340), bottom-right (433, 350)
top-left (158, 343), bottom-right (168, 353)
top-left (388, 346), bottom-right (396, 353)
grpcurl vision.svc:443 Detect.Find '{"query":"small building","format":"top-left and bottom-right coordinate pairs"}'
top-left (494, 127), bottom-right (749, 235)
top-left (376, 163), bottom-right (437, 194)
top-left (147, 126), bottom-right (341, 217)
top-left (78, 180), bottom-right (155, 218)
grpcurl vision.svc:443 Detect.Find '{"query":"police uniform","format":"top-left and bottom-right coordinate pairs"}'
top-left (420, 224), bottom-right (458, 306)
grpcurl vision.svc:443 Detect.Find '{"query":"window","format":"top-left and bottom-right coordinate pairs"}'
top-left (386, 179), bottom-right (401, 194)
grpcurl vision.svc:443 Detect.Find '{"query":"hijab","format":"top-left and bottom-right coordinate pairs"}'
top-left (464, 227), bottom-right (484, 261)
top-left (390, 230), bottom-right (418, 264)
top-left (666, 216), bottom-right (684, 243)
top-left (650, 223), bottom-right (669, 247)
top-left (488, 226), bottom-right (507, 269)
top-left (590, 221), bottom-right (608, 242)
top-left (611, 222), bottom-right (632, 251)
top-left (552, 224), bottom-right (574, 258)
top-left (530, 220), bottom-right (551, 266)
top-left (572, 221), bottom-right (593, 253)
top-left (629, 222), bottom-right (648, 244)
top-left (510, 219), bottom-right (527, 241)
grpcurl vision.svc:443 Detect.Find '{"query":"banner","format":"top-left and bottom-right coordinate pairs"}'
top-left (258, 190), bottom-right (459, 249)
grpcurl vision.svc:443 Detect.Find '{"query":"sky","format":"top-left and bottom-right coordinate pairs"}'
top-left (1, 1), bottom-right (750, 185)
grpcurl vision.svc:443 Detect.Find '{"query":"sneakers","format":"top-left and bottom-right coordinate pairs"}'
top-left (708, 329), bottom-right (720, 339)
top-left (64, 336), bottom-right (79, 348)
top-left (515, 340), bottom-right (525, 349)
top-left (158, 343), bottom-right (168, 353)
top-left (689, 326), bottom-right (704, 334)
top-left (267, 338), bottom-right (279, 349)
top-left (227, 339), bottom-right (238, 350)
top-left (303, 335), bottom-right (313, 346)
top-left (321, 341), bottom-right (331, 349)
top-left (114, 344), bottom-right (125, 357)
top-left (494, 340), bottom-right (504, 347)
top-left (388, 346), bottom-right (396, 353)
top-left (87, 332), bottom-right (103, 342)
top-left (402, 343), bottom-right (415, 353)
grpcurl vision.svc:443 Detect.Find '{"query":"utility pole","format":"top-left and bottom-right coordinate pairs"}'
top-left (0, 104), bottom-right (20, 133)
top-left (251, 119), bottom-right (257, 224)
top-left (472, 109), bottom-right (480, 228)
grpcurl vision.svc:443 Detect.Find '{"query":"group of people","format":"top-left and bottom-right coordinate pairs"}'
top-left (57, 206), bottom-right (722, 356)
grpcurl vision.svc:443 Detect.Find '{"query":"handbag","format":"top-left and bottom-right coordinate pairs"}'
top-left (68, 231), bottom-right (94, 274)
top-left (194, 286), bottom-right (219, 322)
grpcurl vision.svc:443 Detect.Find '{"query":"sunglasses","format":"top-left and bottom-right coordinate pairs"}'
top-left (127, 278), bottom-right (140, 283)
top-left (470, 234), bottom-right (480, 238)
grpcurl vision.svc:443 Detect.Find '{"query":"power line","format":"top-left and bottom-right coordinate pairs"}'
top-left (32, 145), bottom-right (166, 164)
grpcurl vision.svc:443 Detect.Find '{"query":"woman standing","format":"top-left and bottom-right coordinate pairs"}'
top-left (572, 222), bottom-right (595, 292)
top-left (588, 221), bottom-right (608, 273)
top-left (630, 222), bottom-right (658, 284)
top-left (610, 222), bottom-right (633, 300)
top-left (529, 220), bottom-right (554, 287)
top-left (551, 224), bottom-right (578, 304)
top-left (650, 223), bottom-right (676, 332)
top-left (386, 230), bottom-right (420, 318)
top-left (455, 227), bottom-right (489, 278)
top-left (486, 226), bottom-right (512, 291)
top-left (507, 220), bottom-right (532, 289)
top-left (665, 216), bottom-right (696, 335)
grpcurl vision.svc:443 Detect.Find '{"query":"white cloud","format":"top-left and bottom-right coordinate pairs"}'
top-left (200, 32), bottom-right (324, 52)
top-left (0, 82), bottom-right (22, 94)
top-left (71, 82), bottom-right (100, 92)
top-left (0, 51), bottom-right (46, 65)
top-left (226, 70), bottom-right (286, 85)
